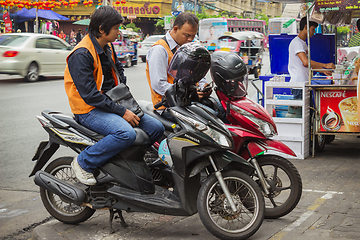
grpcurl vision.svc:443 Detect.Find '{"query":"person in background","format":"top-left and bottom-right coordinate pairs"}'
top-left (76, 29), bottom-right (82, 44)
top-left (58, 30), bottom-right (66, 41)
top-left (146, 12), bottom-right (211, 119)
top-left (348, 19), bottom-right (360, 47)
top-left (69, 29), bottom-right (75, 42)
top-left (64, 6), bottom-right (164, 185)
top-left (288, 17), bottom-right (335, 99)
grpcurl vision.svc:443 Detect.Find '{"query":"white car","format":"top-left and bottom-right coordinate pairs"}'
top-left (0, 33), bottom-right (73, 82)
top-left (137, 35), bottom-right (164, 62)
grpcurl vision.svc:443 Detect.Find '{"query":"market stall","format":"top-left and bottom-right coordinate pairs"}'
top-left (262, 0), bottom-right (360, 159)
top-left (306, 0), bottom-right (360, 156)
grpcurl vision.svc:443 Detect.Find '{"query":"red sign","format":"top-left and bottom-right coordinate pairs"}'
top-left (315, 0), bottom-right (360, 12)
top-left (319, 89), bottom-right (360, 133)
top-left (3, 11), bottom-right (10, 22)
top-left (5, 22), bottom-right (12, 33)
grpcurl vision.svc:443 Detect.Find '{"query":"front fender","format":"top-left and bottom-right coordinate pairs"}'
top-left (189, 150), bottom-right (254, 177)
top-left (239, 139), bottom-right (297, 159)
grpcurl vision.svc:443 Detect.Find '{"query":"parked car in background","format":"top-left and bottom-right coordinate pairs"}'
top-left (0, 33), bottom-right (72, 82)
top-left (137, 35), bottom-right (164, 62)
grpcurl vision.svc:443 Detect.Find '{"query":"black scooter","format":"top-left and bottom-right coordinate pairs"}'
top-left (30, 82), bottom-right (265, 240)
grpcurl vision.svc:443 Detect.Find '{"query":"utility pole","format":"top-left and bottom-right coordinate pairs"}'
top-left (252, 0), bottom-right (256, 19)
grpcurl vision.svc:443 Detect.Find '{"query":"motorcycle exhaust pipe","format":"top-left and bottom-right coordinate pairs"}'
top-left (34, 170), bottom-right (86, 206)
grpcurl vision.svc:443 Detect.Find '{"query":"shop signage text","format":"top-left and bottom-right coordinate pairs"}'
top-left (315, 0), bottom-right (359, 12)
top-left (114, 2), bottom-right (160, 15)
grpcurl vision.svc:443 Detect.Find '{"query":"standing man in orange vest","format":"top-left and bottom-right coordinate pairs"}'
top-left (146, 12), bottom-right (211, 119)
top-left (64, 6), bottom-right (164, 185)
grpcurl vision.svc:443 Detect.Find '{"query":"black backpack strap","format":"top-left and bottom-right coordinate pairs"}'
top-left (162, 36), bottom-right (176, 54)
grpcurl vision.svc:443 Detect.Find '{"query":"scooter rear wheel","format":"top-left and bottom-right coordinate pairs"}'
top-left (197, 170), bottom-right (264, 240)
top-left (254, 155), bottom-right (302, 219)
top-left (39, 157), bottom-right (95, 224)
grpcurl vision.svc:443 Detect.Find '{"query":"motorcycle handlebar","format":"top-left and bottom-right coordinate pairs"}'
top-left (154, 100), bottom-right (165, 109)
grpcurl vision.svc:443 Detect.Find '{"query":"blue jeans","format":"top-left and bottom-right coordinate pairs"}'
top-left (75, 109), bottom-right (164, 173)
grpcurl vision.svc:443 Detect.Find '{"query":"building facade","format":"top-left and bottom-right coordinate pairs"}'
top-left (53, 0), bottom-right (283, 36)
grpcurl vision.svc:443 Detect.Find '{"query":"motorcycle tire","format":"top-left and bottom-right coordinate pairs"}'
top-left (254, 155), bottom-right (302, 219)
top-left (40, 157), bottom-right (95, 224)
top-left (197, 170), bottom-right (264, 240)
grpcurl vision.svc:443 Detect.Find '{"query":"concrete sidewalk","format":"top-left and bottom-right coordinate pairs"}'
top-left (32, 135), bottom-right (360, 240)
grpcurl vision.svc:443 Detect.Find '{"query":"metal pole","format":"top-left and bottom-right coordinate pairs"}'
top-left (307, 9), bottom-right (311, 85)
top-left (194, 0), bottom-right (197, 14)
top-left (35, 5), bottom-right (38, 33)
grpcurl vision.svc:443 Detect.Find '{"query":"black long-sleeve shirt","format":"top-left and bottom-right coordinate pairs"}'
top-left (68, 34), bottom-right (128, 117)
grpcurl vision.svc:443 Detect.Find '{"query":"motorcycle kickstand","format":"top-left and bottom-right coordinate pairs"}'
top-left (109, 209), bottom-right (128, 233)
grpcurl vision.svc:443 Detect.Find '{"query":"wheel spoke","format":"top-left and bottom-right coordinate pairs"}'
top-left (272, 165), bottom-right (279, 180)
top-left (275, 185), bottom-right (291, 191)
top-left (268, 195), bottom-right (278, 207)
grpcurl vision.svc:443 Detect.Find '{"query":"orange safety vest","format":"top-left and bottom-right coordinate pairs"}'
top-left (64, 35), bottom-right (118, 114)
top-left (146, 39), bottom-right (175, 110)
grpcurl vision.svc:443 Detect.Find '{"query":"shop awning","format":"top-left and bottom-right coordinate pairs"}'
top-left (16, 8), bottom-right (69, 23)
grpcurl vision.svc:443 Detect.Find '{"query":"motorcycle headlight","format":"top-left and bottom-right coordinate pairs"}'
top-left (171, 110), bottom-right (207, 131)
top-left (171, 109), bottom-right (232, 148)
top-left (203, 127), bottom-right (232, 148)
top-left (231, 105), bottom-right (277, 138)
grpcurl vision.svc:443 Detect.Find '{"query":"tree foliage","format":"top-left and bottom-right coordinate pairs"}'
top-left (337, 26), bottom-right (350, 34)
top-left (255, 10), bottom-right (269, 25)
top-left (125, 22), bottom-right (140, 33)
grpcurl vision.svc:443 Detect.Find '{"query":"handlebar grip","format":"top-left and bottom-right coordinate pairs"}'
top-left (154, 101), bottom-right (164, 109)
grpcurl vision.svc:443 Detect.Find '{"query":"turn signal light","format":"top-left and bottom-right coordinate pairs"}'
top-left (3, 51), bottom-right (19, 57)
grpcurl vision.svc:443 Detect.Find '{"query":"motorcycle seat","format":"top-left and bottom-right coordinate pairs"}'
top-left (48, 112), bottom-right (151, 145)
top-left (137, 100), bottom-right (175, 131)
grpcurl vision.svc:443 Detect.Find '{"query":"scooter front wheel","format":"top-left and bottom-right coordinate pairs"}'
top-left (40, 157), bottom-right (95, 224)
top-left (197, 170), bottom-right (264, 240)
top-left (254, 155), bottom-right (302, 219)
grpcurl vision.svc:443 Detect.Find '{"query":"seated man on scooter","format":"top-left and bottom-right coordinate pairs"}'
top-left (64, 6), bottom-right (164, 185)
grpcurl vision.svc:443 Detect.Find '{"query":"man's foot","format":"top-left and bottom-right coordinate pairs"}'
top-left (71, 157), bottom-right (96, 185)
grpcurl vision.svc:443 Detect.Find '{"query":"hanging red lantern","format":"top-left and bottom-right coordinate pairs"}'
top-left (120, 0), bottom-right (126, 5)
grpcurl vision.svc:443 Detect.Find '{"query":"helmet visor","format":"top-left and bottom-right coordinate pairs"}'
top-left (220, 73), bottom-right (248, 97)
top-left (168, 51), bottom-right (210, 86)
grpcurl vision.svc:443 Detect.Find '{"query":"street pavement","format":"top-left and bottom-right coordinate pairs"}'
top-left (31, 135), bottom-right (360, 240)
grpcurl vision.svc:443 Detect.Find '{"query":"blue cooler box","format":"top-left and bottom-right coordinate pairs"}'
top-left (259, 33), bottom-right (336, 105)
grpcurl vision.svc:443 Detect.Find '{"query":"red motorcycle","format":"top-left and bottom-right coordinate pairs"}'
top-left (143, 51), bottom-right (302, 219)
top-left (213, 89), bottom-right (301, 219)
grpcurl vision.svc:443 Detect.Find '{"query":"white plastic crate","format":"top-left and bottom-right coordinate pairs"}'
top-left (265, 82), bottom-right (310, 159)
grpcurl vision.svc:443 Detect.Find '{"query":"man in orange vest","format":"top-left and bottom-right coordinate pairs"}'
top-left (146, 12), bottom-right (211, 119)
top-left (64, 6), bottom-right (164, 185)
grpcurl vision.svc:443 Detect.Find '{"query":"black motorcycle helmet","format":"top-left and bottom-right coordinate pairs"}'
top-left (168, 42), bottom-right (211, 88)
top-left (210, 51), bottom-right (248, 97)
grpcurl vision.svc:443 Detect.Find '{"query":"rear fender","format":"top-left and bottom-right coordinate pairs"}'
top-left (29, 141), bottom-right (59, 177)
top-left (239, 139), bottom-right (296, 159)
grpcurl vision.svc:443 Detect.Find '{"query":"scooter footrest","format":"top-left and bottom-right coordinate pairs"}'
top-left (107, 185), bottom-right (181, 209)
